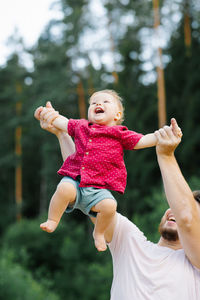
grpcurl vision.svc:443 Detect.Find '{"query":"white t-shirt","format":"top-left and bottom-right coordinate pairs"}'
top-left (108, 213), bottom-right (200, 300)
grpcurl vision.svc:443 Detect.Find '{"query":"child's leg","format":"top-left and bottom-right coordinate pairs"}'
top-left (40, 182), bottom-right (76, 233)
top-left (92, 198), bottom-right (117, 251)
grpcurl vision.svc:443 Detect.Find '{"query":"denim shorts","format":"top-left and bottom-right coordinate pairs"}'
top-left (59, 176), bottom-right (116, 217)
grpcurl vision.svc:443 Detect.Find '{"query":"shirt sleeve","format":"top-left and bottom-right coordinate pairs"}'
top-left (108, 213), bottom-right (147, 256)
top-left (120, 127), bottom-right (144, 150)
top-left (67, 119), bottom-right (81, 137)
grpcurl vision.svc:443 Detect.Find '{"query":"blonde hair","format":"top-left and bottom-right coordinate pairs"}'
top-left (89, 89), bottom-right (124, 125)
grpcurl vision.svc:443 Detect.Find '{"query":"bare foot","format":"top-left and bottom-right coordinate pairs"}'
top-left (40, 219), bottom-right (58, 233)
top-left (93, 233), bottom-right (107, 252)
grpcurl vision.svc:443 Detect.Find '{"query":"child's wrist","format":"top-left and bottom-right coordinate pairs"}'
top-left (51, 115), bottom-right (60, 125)
top-left (56, 130), bottom-right (66, 139)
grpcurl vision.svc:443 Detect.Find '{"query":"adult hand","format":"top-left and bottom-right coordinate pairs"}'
top-left (155, 118), bottom-right (182, 156)
top-left (34, 101), bottom-right (60, 136)
top-left (170, 118), bottom-right (183, 138)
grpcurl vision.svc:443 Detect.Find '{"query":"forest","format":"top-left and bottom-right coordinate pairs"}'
top-left (0, 0), bottom-right (200, 299)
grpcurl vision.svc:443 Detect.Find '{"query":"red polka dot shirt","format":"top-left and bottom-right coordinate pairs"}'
top-left (58, 119), bottom-right (143, 194)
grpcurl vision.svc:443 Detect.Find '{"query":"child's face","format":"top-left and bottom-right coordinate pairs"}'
top-left (88, 92), bottom-right (122, 126)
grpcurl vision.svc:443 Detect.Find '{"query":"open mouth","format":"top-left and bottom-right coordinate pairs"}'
top-left (168, 217), bottom-right (176, 223)
top-left (95, 107), bottom-right (104, 114)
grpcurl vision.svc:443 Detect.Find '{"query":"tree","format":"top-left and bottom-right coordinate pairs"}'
top-left (0, 54), bottom-right (27, 231)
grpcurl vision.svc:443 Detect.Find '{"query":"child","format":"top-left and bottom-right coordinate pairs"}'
top-left (36, 90), bottom-right (157, 251)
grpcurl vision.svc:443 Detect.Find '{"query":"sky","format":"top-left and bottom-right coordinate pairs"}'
top-left (0, 0), bottom-right (106, 70)
top-left (0, 0), bottom-right (116, 72)
top-left (0, 0), bottom-right (181, 84)
top-left (0, 0), bottom-right (58, 66)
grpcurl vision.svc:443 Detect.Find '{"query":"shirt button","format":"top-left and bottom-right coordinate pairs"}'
top-left (92, 128), bottom-right (95, 130)
top-left (82, 167), bottom-right (85, 170)
top-left (85, 152), bottom-right (89, 155)
top-left (89, 139), bottom-right (92, 142)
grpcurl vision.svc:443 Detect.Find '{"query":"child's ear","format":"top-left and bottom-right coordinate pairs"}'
top-left (114, 111), bottom-right (122, 122)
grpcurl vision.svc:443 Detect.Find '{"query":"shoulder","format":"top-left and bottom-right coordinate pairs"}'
top-left (116, 125), bottom-right (143, 137)
top-left (68, 118), bottom-right (89, 131)
top-left (68, 119), bottom-right (88, 136)
top-left (116, 126), bottom-right (144, 149)
top-left (69, 118), bottom-right (88, 126)
top-left (109, 125), bottom-right (129, 140)
top-left (115, 213), bottom-right (146, 237)
top-left (108, 213), bottom-right (147, 252)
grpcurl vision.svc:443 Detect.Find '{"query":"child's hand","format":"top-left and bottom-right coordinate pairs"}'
top-left (40, 107), bottom-right (59, 127)
top-left (34, 101), bottom-right (57, 122)
top-left (34, 101), bottom-right (60, 136)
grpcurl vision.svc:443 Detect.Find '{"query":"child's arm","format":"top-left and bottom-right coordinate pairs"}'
top-left (134, 133), bottom-right (157, 149)
top-left (38, 106), bottom-right (69, 133)
top-left (52, 115), bottom-right (69, 133)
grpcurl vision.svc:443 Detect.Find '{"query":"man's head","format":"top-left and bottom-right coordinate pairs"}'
top-left (88, 90), bottom-right (124, 126)
top-left (158, 208), bottom-right (179, 242)
top-left (159, 190), bottom-right (200, 243)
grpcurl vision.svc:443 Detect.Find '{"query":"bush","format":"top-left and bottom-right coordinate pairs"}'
top-left (0, 251), bottom-right (59, 300)
top-left (2, 215), bottom-right (112, 300)
top-left (132, 187), bottom-right (169, 242)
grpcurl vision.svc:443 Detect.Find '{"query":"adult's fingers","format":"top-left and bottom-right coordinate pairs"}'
top-left (154, 129), bottom-right (163, 141)
top-left (40, 107), bottom-right (54, 119)
top-left (171, 118), bottom-right (178, 129)
top-left (45, 111), bottom-right (59, 124)
top-left (162, 125), bottom-right (175, 139)
top-left (157, 127), bottom-right (169, 138)
top-left (40, 109), bottom-right (54, 120)
top-left (34, 106), bottom-right (43, 120)
top-left (154, 126), bottom-right (172, 143)
top-left (46, 101), bottom-right (53, 109)
top-left (171, 118), bottom-right (183, 138)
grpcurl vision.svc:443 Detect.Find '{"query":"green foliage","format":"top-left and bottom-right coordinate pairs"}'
top-left (2, 216), bottom-right (112, 299)
top-left (0, 54), bottom-right (28, 232)
top-left (0, 0), bottom-right (200, 298)
top-left (164, 13), bottom-right (200, 175)
top-left (132, 186), bottom-right (169, 243)
top-left (1, 0), bottom-right (199, 228)
top-left (0, 250), bottom-right (59, 300)
top-left (188, 176), bottom-right (200, 192)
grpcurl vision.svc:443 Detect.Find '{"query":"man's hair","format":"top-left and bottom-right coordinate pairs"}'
top-left (89, 89), bottom-right (124, 125)
top-left (193, 190), bottom-right (200, 203)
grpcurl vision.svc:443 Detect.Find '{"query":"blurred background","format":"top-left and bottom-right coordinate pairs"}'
top-left (0, 0), bottom-right (200, 299)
